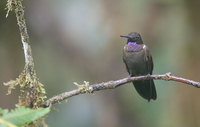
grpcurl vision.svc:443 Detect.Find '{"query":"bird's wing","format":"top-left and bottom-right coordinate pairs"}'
top-left (123, 51), bottom-right (130, 74)
top-left (143, 45), bottom-right (157, 100)
top-left (143, 45), bottom-right (153, 74)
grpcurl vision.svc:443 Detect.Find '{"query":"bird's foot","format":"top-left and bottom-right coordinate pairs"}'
top-left (127, 75), bottom-right (133, 80)
top-left (128, 75), bottom-right (132, 78)
top-left (147, 74), bottom-right (151, 79)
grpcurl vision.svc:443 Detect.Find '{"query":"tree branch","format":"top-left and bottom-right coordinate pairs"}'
top-left (43, 72), bottom-right (200, 107)
top-left (5, 0), bottom-right (46, 109)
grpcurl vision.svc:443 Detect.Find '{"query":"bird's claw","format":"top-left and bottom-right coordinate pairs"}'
top-left (147, 74), bottom-right (151, 79)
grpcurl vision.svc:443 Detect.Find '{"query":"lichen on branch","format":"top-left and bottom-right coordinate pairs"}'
top-left (4, 0), bottom-right (46, 109)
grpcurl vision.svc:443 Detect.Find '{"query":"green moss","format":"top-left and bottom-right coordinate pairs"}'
top-left (4, 0), bottom-right (47, 109)
top-left (4, 73), bottom-right (46, 109)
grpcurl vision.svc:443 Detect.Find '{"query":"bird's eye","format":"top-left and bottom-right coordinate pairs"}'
top-left (136, 36), bottom-right (140, 40)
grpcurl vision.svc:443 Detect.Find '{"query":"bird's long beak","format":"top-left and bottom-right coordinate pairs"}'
top-left (120, 35), bottom-right (130, 39)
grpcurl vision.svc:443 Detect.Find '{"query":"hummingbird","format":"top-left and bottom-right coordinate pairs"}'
top-left (121, 32), bottom-right (157, 101)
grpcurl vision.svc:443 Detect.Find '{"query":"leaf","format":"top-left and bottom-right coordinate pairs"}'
top-left (0, 108), bottom-right (8, 116)
top-left (0, 118), bottom-right (17, 127)
top-left (0, 107), bottom-right (50, 126)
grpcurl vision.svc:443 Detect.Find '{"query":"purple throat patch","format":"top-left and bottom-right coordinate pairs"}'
top-left (126, 42), bottom-right (141, 51)
top-left (128, 42), bottom-right (137, 45)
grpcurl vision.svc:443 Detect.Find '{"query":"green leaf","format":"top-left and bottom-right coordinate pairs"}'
top-left (0, 108), bottom-right (8, 116)
top-left (0, 118), bottom-right (17, 127)
top-left (0, 107), bottom-right (50, 126)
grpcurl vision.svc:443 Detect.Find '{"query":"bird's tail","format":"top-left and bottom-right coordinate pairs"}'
top-left (133, 79), bottom-right (157, 101)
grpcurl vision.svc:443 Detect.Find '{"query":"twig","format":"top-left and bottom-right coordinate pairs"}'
top-left (43, 72), bottom-right (200, 107)
top-left (14, 0), bottom-right (35, 75)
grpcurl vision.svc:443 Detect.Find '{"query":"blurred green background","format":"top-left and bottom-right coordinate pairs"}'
top-left (1, 0), bottom-right (200, 127)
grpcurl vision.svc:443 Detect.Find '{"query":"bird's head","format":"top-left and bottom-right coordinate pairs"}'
top-left (120, 32), bottom-right (143, 44)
